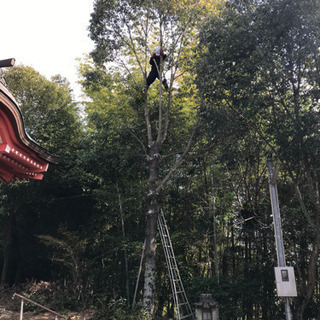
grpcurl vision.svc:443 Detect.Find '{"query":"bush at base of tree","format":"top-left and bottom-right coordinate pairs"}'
top-left (92, 298), bottom-right (152, 320)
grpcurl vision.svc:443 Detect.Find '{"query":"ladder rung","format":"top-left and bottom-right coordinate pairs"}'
top-left (178, 294), bottom-right (190, 299)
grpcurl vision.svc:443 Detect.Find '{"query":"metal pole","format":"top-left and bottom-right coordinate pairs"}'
top-left (19, 299), bottom-right (24, 320)
top-left (267, 156), bottom-right (292, 320)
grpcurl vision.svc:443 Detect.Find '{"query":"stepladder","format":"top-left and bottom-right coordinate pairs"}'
top-left (158, 209), bottom-right (195, 320)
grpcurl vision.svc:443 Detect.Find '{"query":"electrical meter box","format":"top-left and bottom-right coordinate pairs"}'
top-left (274, 267), bottom-right (297, 297)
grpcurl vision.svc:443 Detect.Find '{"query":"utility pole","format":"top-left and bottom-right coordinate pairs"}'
top-left (267, 156), bottom-right (293, 320)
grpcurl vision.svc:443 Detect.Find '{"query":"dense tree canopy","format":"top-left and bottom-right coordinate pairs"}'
top-left (1, 1), bottom-right (320, 319)
top-left (0, 66), bottom-right (89, 289)
top-left (197, 0), bottom-right (320, 318)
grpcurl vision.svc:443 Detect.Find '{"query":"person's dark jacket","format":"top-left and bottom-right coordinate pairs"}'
top-left (150, 52), bottom-right (167, 72)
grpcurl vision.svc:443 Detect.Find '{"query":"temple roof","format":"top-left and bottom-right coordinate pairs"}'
top-left (0, 78), bottom-right (59, 182)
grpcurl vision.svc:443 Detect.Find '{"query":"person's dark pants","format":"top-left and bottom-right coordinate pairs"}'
top-left (147, 69), bottom-right (168, 89)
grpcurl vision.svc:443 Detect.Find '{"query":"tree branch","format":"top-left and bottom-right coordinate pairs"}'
top-left (126, 129), bottom-right (148, 156)
top-left (156, 118), bottom-right (200, 193)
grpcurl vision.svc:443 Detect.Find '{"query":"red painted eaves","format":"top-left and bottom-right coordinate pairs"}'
top-left (0, 81), bottom-right (59, 181)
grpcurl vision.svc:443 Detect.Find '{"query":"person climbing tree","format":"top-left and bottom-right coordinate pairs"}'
top-left (146, 47), bottom-right (168, 90)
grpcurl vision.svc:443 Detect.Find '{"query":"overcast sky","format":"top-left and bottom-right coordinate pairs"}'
top-left (0, 0), bottom-right (95, 100)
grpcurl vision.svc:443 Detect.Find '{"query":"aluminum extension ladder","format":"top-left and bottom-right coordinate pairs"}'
top-left (158, 210), bottom-right (195, 320)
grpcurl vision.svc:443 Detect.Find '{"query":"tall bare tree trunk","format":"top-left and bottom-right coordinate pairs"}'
top-left (292, 178), bottom-right (320, 319)
top-left (1, 210), bottom-right (14, 285)
top-left (141, 16), bottom-right (198, 314)
top-left (143, 141), bottom-right (161, 314)
top-left (295, 228), bottom-right (320, 320)
top-left (116, 184), bottom-right (130, 306)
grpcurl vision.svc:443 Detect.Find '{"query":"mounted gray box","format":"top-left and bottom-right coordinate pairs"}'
top-left (274, 267), bottom-right (297, 297)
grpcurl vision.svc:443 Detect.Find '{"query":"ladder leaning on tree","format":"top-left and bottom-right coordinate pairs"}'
top-left (158, 209), bottom-right (195, 320)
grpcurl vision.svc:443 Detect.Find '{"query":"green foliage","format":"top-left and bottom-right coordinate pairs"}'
top-left (93, 298), bottom-right (152, 320)
top-left (188, 270), bottom-right (282, 320)
top-left (0, 66), bottom-right (91, 290)
top-left (37, 227), bottom-right (93, 309)
top-left (197, 0), bottom-right (320, 317)
top-left (2, 1), bottom-right (320, 318)
top-left (4, 66), bottom-right (80, 154)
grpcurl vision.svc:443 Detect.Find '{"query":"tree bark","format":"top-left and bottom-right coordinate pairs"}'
top-left (143, 141), bottom-right (161, 315)
top-left (116, 183), bottom-right (130, 307)
top-left (292, 174), bottom-right (320, 319)
top-left (295, 226), bottom-right (320, 320)
top-left (1, 210), bottom-right (14, 285)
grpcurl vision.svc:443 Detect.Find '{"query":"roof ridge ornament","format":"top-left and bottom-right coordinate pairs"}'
top-left (0, 58), bottom-right (15, 87)
top-left (0, 58), bottom-right (15, 68)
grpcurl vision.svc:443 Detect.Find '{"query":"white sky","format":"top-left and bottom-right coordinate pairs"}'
top-left (0, 0), bottom-right (95, 100)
